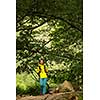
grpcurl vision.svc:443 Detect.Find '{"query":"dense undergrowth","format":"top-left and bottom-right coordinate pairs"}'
top-left (16, 72), bottom-right (83, 100)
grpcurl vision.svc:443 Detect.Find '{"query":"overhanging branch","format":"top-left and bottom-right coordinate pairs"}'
top-left (53, 16), bottom-right (83, 32)
top-left (16, 18), bottom-right (51, 32)
top-left (32, 12), bottom-right (82, 32)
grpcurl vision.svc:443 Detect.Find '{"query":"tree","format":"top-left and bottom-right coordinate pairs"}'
top-left (16, 0), bottom-right (83, 87)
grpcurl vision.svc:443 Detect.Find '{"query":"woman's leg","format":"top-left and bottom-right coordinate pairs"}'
top-left (40, 78), bottom-right (43, 94)
top-left (42, 78), bottom-right (47, 95)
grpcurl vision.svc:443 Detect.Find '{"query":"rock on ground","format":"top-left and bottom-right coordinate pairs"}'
top-left (17, 92), bottom-right (78, 100)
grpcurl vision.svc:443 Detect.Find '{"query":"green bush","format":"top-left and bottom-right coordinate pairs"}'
top-left (16, 72), bottom-right (40, 96)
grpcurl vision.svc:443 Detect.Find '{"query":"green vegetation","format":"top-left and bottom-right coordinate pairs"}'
top-left (16, 72), bottom-right (40, 95)
top-left (16, 0), bottom-right (83, 99)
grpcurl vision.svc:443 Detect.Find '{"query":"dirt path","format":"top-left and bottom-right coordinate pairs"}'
top-left (16, 92), bottom-right (81, 100)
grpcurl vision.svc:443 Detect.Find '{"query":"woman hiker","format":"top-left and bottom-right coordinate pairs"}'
top-left (36, 59), bottom-right (48, 95)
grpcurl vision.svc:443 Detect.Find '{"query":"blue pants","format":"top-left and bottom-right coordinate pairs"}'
top-left (40, 78), bottom-right (47, 95)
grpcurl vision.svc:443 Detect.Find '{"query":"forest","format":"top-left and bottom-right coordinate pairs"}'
top-left (16, 0), bottom-right (83, 100)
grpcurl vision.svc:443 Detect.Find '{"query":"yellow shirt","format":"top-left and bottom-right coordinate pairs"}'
top-left (36, 64), bottom-right (48, 78)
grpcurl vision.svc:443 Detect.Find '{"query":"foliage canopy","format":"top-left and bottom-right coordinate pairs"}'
top-left (16, 0), bottom-right (83, 88)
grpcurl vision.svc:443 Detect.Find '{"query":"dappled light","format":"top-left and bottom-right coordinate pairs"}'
top-left (16, 0), bottom-right (83, 100)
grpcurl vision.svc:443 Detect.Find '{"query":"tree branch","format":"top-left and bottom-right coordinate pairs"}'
top-left (54, 16), bottom-right (83, 32)
top-left (16, 18), bottom-right (50, 32)
top-left (42, 26), bottom-right (71, 48)
top-left (32, 12), bottom-right (83, 32)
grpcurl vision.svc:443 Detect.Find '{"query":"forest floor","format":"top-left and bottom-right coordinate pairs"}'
top-left (16, 92), bottom-right (82, 100)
